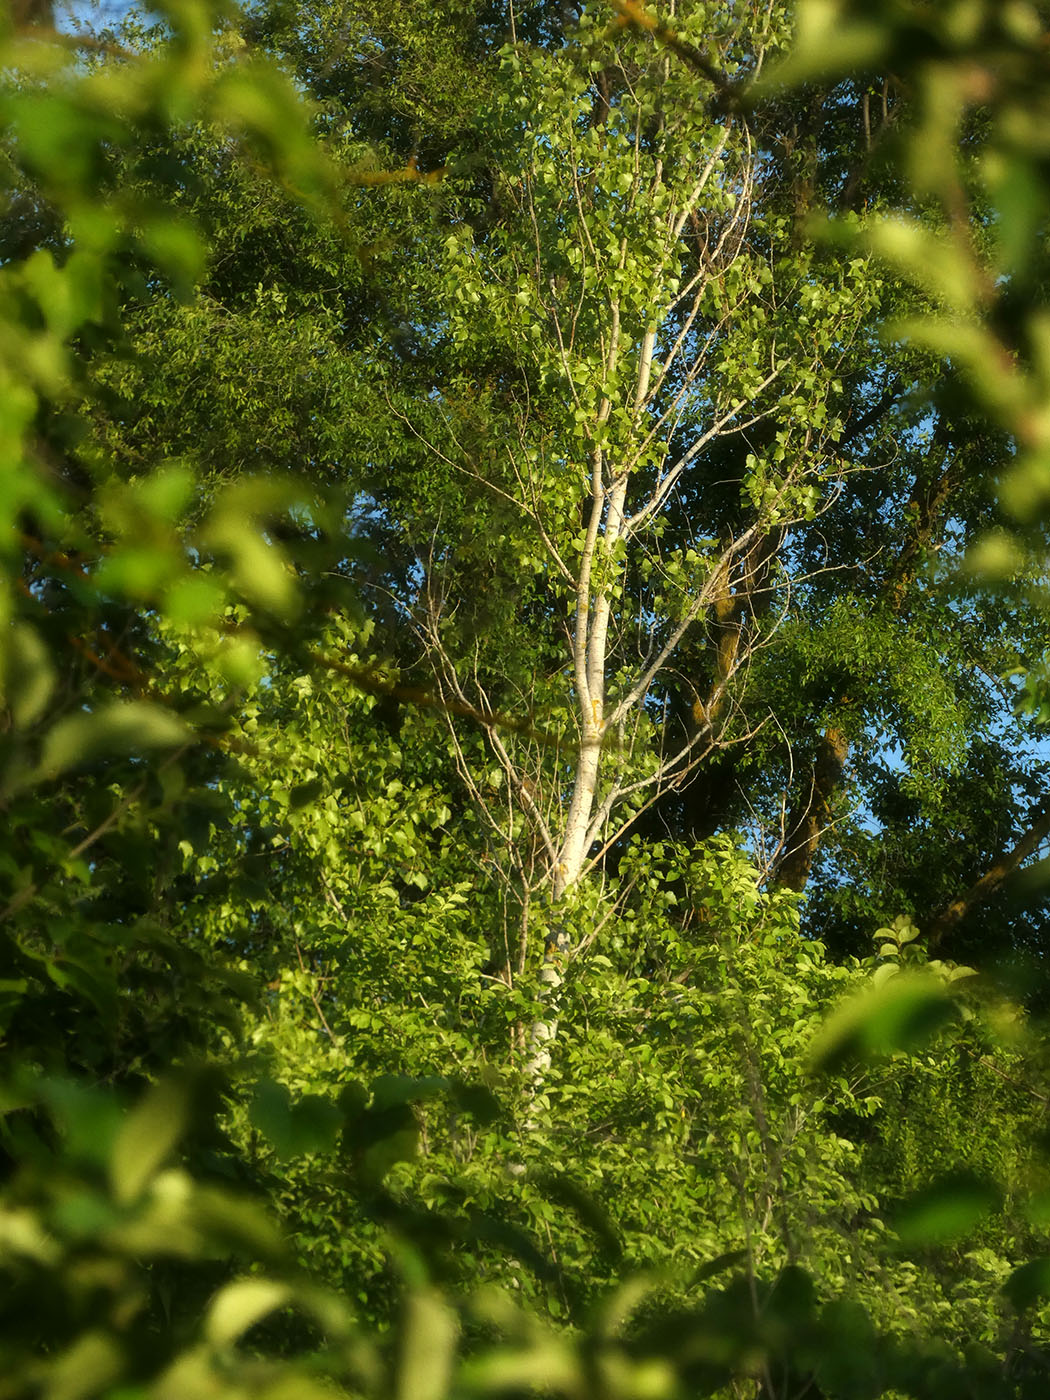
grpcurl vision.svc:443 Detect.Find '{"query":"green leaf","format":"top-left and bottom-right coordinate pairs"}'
top-left (44, 1330), bottom-right (124, 1400)
top-left (892, 1171), bottom-right (1001, 1246)
top-left (289, 778), bottom-right (326, 809)
top-left (864, 219), bottom-right (977, 311)
top-left (693, 1249), bottom-right (749, 1285)
top-left (449, 1079), bottom-right (501, 1125)
top-left (2, 622), bottom-right (55, 728)
top-left (809, 972), bottom-right (957, 1072)
top-left (130, 462), bottom-right (196, 521)
top-left (537, 1171), bottom-right (622, 1260)
top-left (1005, 1256), bottom-right (1050, 1310)
top-left (140, 218), bottom-right (207, 299)
top-left (110, 1078), bottom-right (190, 1205)
top-left (163, 573), bottom-right (226, 626)
top-left (204, 508), bottom-right (297, 616)
top-left (42, 1078), bottom-right (123, 1168)
top-left (37, 702), bottom-right (191, 781)
top-left (759, 1), bottom-right (888, 85)
top-left (371, 1074), bottom-right (447, 1110)
top-left (396, 1289), bottom-right (457, 1400)
top-left (206, 1278), bottom-right (291, 1347)
top-left (249, 1080), bottom-right (341, 1160)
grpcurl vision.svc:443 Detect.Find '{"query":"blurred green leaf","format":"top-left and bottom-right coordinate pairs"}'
top-left (140, 218), bottom-right (207, 299)
top-left (759, 0), bottom-right (888, 85)
top-left (45, 1330), bottom-right (124, 1400)
top-left (396, 1289), bottom-right (457, 1400)
top-left (693, 1249), bottom-right (749, 1285)
top-left (537, 1171), bottom-right (622, 1261)
top-left (37, 702), bottom-right (191, 782)
top-left (864, 218), bottom-right (977, 312)
top-left (809, 972), bottom-right (957, 1071)
top-left (3, 620), bottom-right (55, 727)
top-left (892, 1170), bottom-right (1001, 1246)
top-left (1004, 1256), bottom-right (1050, 1310)
top-left (42, 1078), bottom-right (123, 1168)
top-left (128, 462), bottom-right (197, 521)
top-left (203, 510), bottom-right (297, 617)
top-left (814, 1300), bottom-right (879, 1399)
top-left (163, 573), bottom-right (226, 626)
top-left (371, 1074), bottom-right (447, 1110)
top-left (964, 529), bottom-right (1026, 581)
top-left (206, 1277), bottom-right (291, 1347)
top-left (110, 1078), bottom-right (190, 1205)
top-left (0, 1204), bottom-right (61, 1264)
top-left (94, 546), bottom-right (179, 599)
top-left (200, 477), bottom-right (305, 617)
top-left (288, 778), bottom-right (325, 809)
top-left (989, 154), bottom-right (1043, 277)
top-left (249, 1079), bottom-right (341, 1160)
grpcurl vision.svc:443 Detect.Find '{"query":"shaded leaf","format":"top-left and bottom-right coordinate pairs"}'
top-left (693, 1249), bottom-right (749, 1286)
top-left (38, 702), bottom-right (190, 781)
top-left (3, 622), bottom-right (55, 728)
top-left (1005, 1256), bottom-right (1050, 1310)
top-left (537, 1170), bottom-right (622, 1261)
top-left (892, 1170), bottom-right (1000, 1246)
top-left (249, 1080), bottom-right (341, 1161)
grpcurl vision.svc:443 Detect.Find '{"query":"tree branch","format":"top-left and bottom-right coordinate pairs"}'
top-left (927, 795), bottom-right (1050, 948)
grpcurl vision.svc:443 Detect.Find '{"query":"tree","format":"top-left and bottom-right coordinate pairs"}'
top-left (374, 5), bottom-right (885, 1093)
top-left (337, 0), bottom-right (1050, 1096)
top-left (70, 0), bottom-right (1050, 977)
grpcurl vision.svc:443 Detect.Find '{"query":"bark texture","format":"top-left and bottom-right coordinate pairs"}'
top-left (776, 727), bottom-right (849, 892)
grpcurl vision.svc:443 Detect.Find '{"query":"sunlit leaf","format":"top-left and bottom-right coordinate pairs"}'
top-left (2, 621), bottom-right (54, 727)
top-left (809, 972), bottom-right (957, 1071)
top-left (110, 1078), bottom-right (190, 1205)
top-left (44, 1330), bottom-right (124, 1400)
top-left (206, 1277), bottom-right (291, 1347)
top-left (396, 1289), bottom-right (457, 1400)
top-left (759, 0), bottom-right (888, 84)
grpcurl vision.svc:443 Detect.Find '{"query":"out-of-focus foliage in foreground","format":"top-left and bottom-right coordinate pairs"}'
top-left (5, 1), bottom-right (1050, 1398)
